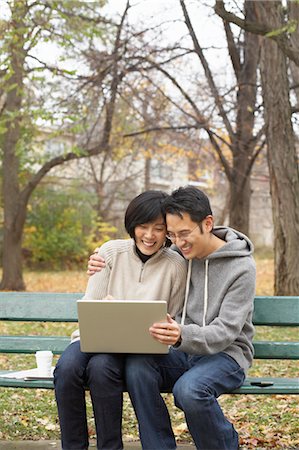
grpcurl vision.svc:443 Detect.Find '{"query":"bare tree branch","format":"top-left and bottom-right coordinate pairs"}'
top-left (206, 130), bottom-right (233, 181)
top-left (180, 0), bottom-right (234, 139)
top-left (214, 0), bottom-right (299, 66)
top-left (222, 14), bottom-right (241, 80)
top-left (246, 139), bottom-right (266, 179)
top-left (144, 59), bottom-right (209, 127)
top-left (26, 54), bottom-right (77, 78)
top-left (20, 1), bottom-right (131, 208)
top-left (123, 125), bottom-right (198, 137)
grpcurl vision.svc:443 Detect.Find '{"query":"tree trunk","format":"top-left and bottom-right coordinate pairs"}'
top-left (228, 0), bottom-right (259, 235)
top-left (1, 97), bottom-right (27, 290)
top-left (288, 1), bottom-right (299, 107)
top-left (144, 157), bottom-right (151, 191)
top-left (258, 1), bottom-right (299, 294)
top-left (1, 1), bottom-right (26, 290)
top-left (1, 222), bottom-right (25, 291)
top-left (228, 161), bottom-right (251, 234)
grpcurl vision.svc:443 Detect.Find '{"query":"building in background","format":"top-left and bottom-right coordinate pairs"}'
top-left (39, 129), bottom-right (276, 248)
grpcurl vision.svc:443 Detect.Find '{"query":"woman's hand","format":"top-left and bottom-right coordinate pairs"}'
top-left (87, 249), bottom-right (106, 275)
top-left (103, 295), bottom-right (115, 300)
top-left (149, 314), bottom-right (181, 346)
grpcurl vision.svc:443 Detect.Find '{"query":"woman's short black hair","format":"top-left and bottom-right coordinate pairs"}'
top-left (125, 190), bottom-right (169, 240)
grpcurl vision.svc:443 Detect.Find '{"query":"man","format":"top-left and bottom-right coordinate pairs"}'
top-left (88, 186), bottom-right (256, 450)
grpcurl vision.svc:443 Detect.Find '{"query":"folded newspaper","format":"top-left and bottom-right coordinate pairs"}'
top-left (3, 367), bottom-right (54, 380)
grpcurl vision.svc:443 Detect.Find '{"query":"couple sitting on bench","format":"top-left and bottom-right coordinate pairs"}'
top-left (54, 186), bottom-right (256, 450)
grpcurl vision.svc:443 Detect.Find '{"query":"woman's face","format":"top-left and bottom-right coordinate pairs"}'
top-left (134, 215), bottom-right (167, 255)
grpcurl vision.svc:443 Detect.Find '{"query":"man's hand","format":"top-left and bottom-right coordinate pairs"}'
top-left (149, 314), bottom-right (181, 346)
top-left (87, 248), bottom-right (106, 275)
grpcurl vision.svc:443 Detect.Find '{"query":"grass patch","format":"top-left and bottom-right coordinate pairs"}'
top-left (0, 256), bottom-right (298, 448)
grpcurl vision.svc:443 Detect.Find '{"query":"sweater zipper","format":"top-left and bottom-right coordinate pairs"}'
top-left (139, 263), bottom-right (145, 282)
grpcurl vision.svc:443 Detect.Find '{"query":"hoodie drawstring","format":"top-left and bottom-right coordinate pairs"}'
top-left (180, 259), bottom-right (209, 327)
top-left (181, 259), bottom-right (192, 326)
top-left (203, 259), bottom-right (209, 327)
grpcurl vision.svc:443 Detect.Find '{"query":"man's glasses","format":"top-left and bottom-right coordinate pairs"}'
top-left (166, 223), bottom-right (200, 242)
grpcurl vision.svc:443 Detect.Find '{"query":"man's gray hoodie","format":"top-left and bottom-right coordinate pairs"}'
top-left (175, 226), bottom-right (256, 373)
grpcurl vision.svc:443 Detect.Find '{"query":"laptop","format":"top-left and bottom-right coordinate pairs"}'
top-left (77, 300), bottom-right (169, 354)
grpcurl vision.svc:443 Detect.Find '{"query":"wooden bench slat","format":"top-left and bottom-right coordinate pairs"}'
top-left (253, 296), bottom-right (299, 325)
top-left (0, 371), bottom-right (297, 394)
top-left (232, 377), bottom-right (299, 394)
top-left (0, 373), bottom-right (55, 389)
top-left (0, 293), bottom-right (82, 321)
top-left (0, 336), bottom-right (71, 354)
top-left (1, 294), bottom-right (298, 325)
top-left (253, 341), bottom-right (299, 359)
top-left (1, 336), bottom-right (298, 360)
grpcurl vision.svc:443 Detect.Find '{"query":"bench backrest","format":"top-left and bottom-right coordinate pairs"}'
top-left (0, 293), bottom-right (298, 359)
top-left (1, 293), bottom-right (298, 324)
top-left (0, 292), bottom-right (82, 322)
top-left (253, 296), bottom-right (299, 326)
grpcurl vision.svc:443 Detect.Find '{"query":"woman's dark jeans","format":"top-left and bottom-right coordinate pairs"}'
top-left (54, 341), bottom-right (125, 450)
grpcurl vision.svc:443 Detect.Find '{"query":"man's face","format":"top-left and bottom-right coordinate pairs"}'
top-left (166, 212), bottom-right (213, 260)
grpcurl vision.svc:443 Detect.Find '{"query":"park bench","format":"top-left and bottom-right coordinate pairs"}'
top-left (0, 292), bottom-right (298, 394)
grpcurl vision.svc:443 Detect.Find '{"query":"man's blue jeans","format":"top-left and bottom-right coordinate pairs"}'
top-left (126, 349), bottom-right (245, 450)
top-left (54, 341), bottom-right (125, 450)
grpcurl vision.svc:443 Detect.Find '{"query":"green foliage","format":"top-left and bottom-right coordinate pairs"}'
top-left (23, 185), bottom-right (98, 269)
top-left (86, 219), bottom-right (118, 252)
top-left (23, 182), bottom-right (118, 269)
top-left (0, 0), bottom-right (110, 152)
top-left (266, 19), bottom-right (298, 38)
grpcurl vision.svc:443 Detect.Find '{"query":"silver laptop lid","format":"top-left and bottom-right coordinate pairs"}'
top-left (77, 300), bottom-right (169, 354)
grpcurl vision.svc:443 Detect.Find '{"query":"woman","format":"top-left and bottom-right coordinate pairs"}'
top-left (54, 190), bottom-right (187, 450)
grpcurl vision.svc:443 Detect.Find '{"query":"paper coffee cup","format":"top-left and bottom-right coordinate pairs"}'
top-left (35, 350), bottom-right (53, 377)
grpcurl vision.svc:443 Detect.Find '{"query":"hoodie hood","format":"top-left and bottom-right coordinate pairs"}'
top-left (181, 226), bottom-right (255, 325)
top-left (208, 226), bottom-right (254, 259)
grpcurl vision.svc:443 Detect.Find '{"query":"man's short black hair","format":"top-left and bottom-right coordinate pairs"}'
top-left (125, 190), bottom-right (169, 239)
top-left (163, 186), bottom-right (212, 223)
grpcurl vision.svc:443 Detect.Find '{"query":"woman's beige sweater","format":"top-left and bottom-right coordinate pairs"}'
top-left (84, 239), bottom-right (187, 317)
